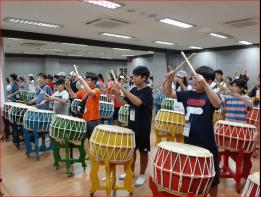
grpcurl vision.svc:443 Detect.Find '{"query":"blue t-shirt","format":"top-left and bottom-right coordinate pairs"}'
top-left (10, 82), bottom-right (20, 102)
top-left (35, 84), bottom-right (53, 110)
top-left (176, 90), bottom-right (218, 150)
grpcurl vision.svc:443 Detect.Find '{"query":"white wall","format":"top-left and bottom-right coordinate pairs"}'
top-left (4, 56), bottom-right (127, 80)
top-left (170, 47), bottom-right (260, 87)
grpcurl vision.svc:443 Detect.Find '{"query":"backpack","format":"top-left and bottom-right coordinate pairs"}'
top-left (77, 95), bottom-right (89, 117)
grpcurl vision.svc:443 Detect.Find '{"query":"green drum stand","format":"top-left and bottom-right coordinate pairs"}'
top-left (49, 114), bottom-right (87, 176)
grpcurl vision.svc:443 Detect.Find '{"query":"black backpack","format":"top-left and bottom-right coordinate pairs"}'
top-left (77, 95), bottom-right (89, 117)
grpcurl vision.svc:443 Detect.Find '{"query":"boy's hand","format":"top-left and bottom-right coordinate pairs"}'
top-left (193, 74), bottom-right (207, 86)
top-left (46, 96), bottom-right (55, 101)
top-left (165, 71), bottom-right (175, 82)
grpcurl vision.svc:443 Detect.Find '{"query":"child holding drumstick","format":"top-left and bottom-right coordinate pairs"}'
top-left (164, 66), bottom-right (222, 196)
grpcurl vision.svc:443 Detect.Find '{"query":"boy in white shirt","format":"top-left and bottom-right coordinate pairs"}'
top-left (46, 80), bottom-right (69, 115)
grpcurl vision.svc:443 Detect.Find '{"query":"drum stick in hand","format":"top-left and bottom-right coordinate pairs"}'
top-left (181, 51), bottom-right (197, 75)
top-left (111, 70), bottom-right (123, 96)
top-left (38, 87), bottom-right (50, 97)
top-left (173, 52), bottom-right (196, 72)
top-left (73, 64), bottom-right (80, 77)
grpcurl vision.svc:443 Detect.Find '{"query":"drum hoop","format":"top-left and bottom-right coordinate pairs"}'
top-left (95, 125), bottom-right (134, 134)
top-left (249, 172), bottom-right (260, 185)
top-left (26, 108), bottom-right (54, 114)
top-left (216, 120), bottom-right (257, 129)
top-left (158, 141), bottom-right (213, 157)
top-left (99, 101), bottom-right (114, 105)
top-left (158, 109), bottom-right (185, 115)
top-left (72, 99), bottom-right (82, 102)
top-left (54, 114), bottom-right (86, 123)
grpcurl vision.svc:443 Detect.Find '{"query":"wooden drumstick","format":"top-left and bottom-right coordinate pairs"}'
top-left (180, 51), bottom-right (197, 75)
top-left (173, 52), bottom-right (196, 72)
top-left (38, 86), bottom-right (50, 97)
top-left (111, 70), bottom-right (124, 95)
top-left (73, 64), bottom-right (80, 77)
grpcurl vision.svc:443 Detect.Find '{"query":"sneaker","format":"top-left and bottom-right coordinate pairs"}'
top-left (118, 173), bottom-right (126, 180)
top-left (134, 175), bottom-right (146, 187)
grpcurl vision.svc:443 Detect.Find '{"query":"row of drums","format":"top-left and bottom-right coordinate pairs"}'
top-left (3, 100), bottom-right (259, 196)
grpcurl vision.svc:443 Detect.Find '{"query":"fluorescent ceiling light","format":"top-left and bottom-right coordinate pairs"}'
top-left (189, 46), bottom-right (203, 49)
top-left (154, 41), bottom-right (174, 45)
top-left (238, 41), bottom-right (253, 45)
top-left (100, 32), bottom-right (133, 39)
top-left (159, 18), bottom-right (194, 28)
top-left (112, 48), bottom-right (130, 51)
top-left (4, 17), bottom-right (64, 28)
top-left (209, 33), bottom-right (227, 39)
top-left (147, 51), bottom-right (154, 53)
top-left (121, 54), bottom-right (135, 57)
top-left (87, 52), bottom-right (105, 55)
top-left (62, 43), bottom-right (88, 46)
top-left (6, 37), bottom-right (24, 41)
top-left (43, 48), bottom-right (63, 52)
top-left (83, 0), bottom-right (122, 9)
top-left (68, 54), bottom-right (84, 57)
top-left (100, 57), bottom-right (111, 59)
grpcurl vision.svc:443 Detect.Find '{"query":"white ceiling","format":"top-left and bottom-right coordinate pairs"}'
top-left (2, 0), bottom-right (259, 56)
top-left (3, 38), bottom-right (153, 59)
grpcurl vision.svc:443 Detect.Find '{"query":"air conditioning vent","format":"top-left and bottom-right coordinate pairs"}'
top-left (224, 18), bottom-right (258, 28)
top-left (20, 43), bottom-right (47, 47)
top-left (86, 17), bottom-right (129, 28)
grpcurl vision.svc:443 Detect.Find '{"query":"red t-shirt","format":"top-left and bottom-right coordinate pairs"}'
top-left (48, 82), bottom-right (55, 92)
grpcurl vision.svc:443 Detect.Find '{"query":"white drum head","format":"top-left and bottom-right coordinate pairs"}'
top-left (217, 120), bottom-right (257, 129)
top-left (55, 114), bottom-right (86, 123)
top-left (158, 141), bottom-right (213, 158)
top-left (95, 124), bottom-right (134, 134)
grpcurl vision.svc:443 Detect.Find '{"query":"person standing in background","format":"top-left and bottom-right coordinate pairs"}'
top-left (28, 73), bottom-right (53, 110)
top-left (8, 74), bottom-right (20, 102)
top-left (27, 74), bottom-right (36, 92)
top-left (46, 74), bottom-right (55, 92)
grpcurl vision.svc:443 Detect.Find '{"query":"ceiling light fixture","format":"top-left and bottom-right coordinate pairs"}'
top-left (100, 56), bottom-right (112, 59)
top-left (6, 37), bottom-right (24, 41)
top-left (68, 54), bottom-right (84, 57)
top-left (61, 43), bottom-right (88, 46)
top-left (83, 0), bottom-right (123, 9)
top-left (189, 46), bottom-right (203, 49)
top-left (4, 17), bottom-right (64, 28)
top-left (238, 41), bottom-right (253, 45)
top-left (112, 48), bottom-right (130, 51)
top-left (121, 54), bottom-right (135, 57)
top-left (209, 33), bottom-right (227, 39)
top-left (43, 48), bottom-right (63, 52)
top-left (159, 18), bottom-right (194, 28)
top-left (100, 32), bottom-right (133, 39)
top-left (153, 41), bottom-right (174, 45)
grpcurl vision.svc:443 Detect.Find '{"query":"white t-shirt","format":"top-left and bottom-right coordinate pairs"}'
top-left (210, 81), bottom-right (227, 94)
top-left (52, 90), bottom-right (69, 115)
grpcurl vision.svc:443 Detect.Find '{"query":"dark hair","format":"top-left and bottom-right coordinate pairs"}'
top-left (226, 76), bottom-right (232, 83)
top-left (6, 77), bottom-right (10, 84)
top-left (98, 73), bottom-right (104, 82)
top-left (54, 75), bottom-right (59, 79)
top-left (55, 79), bottom-right (65, 86)
top-left (195, 66), bottom-right (215, 82)
top-left (9, 73), bottom-right (17, 81)
top-left (176, 76), bottom-right (188, 91)
top-left (29, 76), bottom-right (34, 81)
top-left (215, 69), bottom-right (223, 75)
top-left (133, 66), bottom-right (150, 81)
top-left (231, 78), bottom-right (248, 94)
top-left (109, 73), bottom-right (114, 81)
top-left (19, 77), bottom-right (25, 82)
top-left (85, 72), bottom-right (98, 82)
top-left (37, 73), bottom-right (47, 79)
top-left (239, 73), bottom-right (249, 82)
top-left (47, 74), bottom-right (53, 81)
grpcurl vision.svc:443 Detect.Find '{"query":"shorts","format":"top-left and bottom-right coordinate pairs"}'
top-left (86, 119), bottom-right (100, 139)
top-left (113, 107), bottom-right (120, 120)
top-left (134, 130), bottom-right (151, 152)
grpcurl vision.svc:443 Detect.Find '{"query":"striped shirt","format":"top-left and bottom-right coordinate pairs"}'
top-left (223, 94), bottom-right (250, 123)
